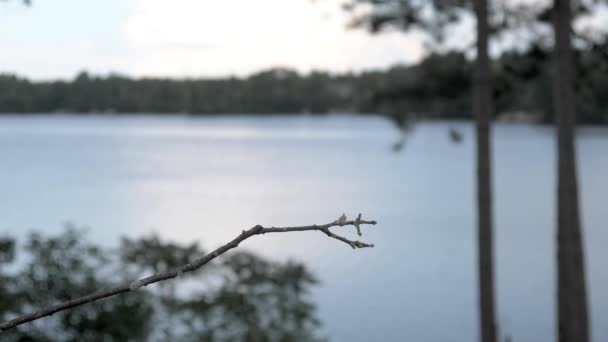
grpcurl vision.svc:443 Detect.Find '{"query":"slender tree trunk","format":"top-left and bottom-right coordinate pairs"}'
top-left (473, 1), bottom-right (497, 342)
top-left (552, 0), bottom-right (590, 341)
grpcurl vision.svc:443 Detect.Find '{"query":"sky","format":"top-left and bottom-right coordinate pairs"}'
top-left (0, 0), bottom-right (429, 80)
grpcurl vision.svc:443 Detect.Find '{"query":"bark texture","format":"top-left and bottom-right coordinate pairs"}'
top-left (473, 0), bottom-right (497, 341)
top-left (552, 0), bottom-right (590, 341)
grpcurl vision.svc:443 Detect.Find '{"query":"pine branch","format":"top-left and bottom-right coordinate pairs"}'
top-left (0, 214), bottom-right (377, 332)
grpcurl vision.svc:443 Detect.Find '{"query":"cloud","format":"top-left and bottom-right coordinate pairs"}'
top-left (124, 0), bottom-right (425, 77)
top-left (0, 0), bottom-right (425, 79)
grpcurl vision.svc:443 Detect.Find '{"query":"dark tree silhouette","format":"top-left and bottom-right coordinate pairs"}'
top-left (340, 2), bottom-right (498, 341)
top-left (472, 1), bottom-right (497, 341)
top-left (552, 0), bottom-right (590, 341)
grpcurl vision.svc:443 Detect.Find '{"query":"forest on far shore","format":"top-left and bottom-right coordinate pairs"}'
top-left (1, 45), bottom-right (607, 124)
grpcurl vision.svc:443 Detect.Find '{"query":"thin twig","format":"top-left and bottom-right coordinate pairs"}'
top-left (0, 214), bottom-right (377, 332)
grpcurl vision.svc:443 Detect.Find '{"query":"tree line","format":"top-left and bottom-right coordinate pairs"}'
top-left (2, 0), bottom-right (605, 341)
top-left (1, 45), bottom-right (606, 124)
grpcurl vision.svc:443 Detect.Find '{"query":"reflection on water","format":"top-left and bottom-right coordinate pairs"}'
top-left (0, 115), bottom-right (606, 341)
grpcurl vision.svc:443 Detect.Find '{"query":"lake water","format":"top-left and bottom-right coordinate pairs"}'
top-left (0, 115), bottom-right (606, 341)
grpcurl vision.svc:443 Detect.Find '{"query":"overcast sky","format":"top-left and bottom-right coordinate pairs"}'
top-left (0, 0), bottom-right (432, 80)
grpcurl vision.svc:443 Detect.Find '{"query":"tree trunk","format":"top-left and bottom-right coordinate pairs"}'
top-left (552, 0), bottom-right (590, 341)
top-left (473, 1), bottom-right (497, 342)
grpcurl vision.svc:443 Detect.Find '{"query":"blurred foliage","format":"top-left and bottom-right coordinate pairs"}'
top-left (0, 47), bottom-right (607, 123)
top-left (0, 238), bottom-right (16, 318)
top-left (372, 52), bottom-right (472, 121)
top-left (1, 0), bottom-right (606, 125)
top-left (340, 0), bottom-right (608, 125)
top-left (343, 0), bottom-right (469, 43)
top-left (0, 0), bottom-right (31, 5)
top-left (342, 0), bottom-right (608, 55)
top-left (0, 226), bottom-right (323, 342)
top-left (173, 252), bottom-right (321, 342)
top-left (0, 0), bottom-right (30, 5)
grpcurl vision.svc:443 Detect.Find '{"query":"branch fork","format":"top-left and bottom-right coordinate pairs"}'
top-left (0, 213), bottom-right (377, 332)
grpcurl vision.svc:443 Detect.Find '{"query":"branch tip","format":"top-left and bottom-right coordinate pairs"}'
top-left (0, 214), bottom-right (378, 331)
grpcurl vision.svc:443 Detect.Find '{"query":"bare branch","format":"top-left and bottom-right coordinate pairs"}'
top-left (0, 214), bottom-right (377, 332)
